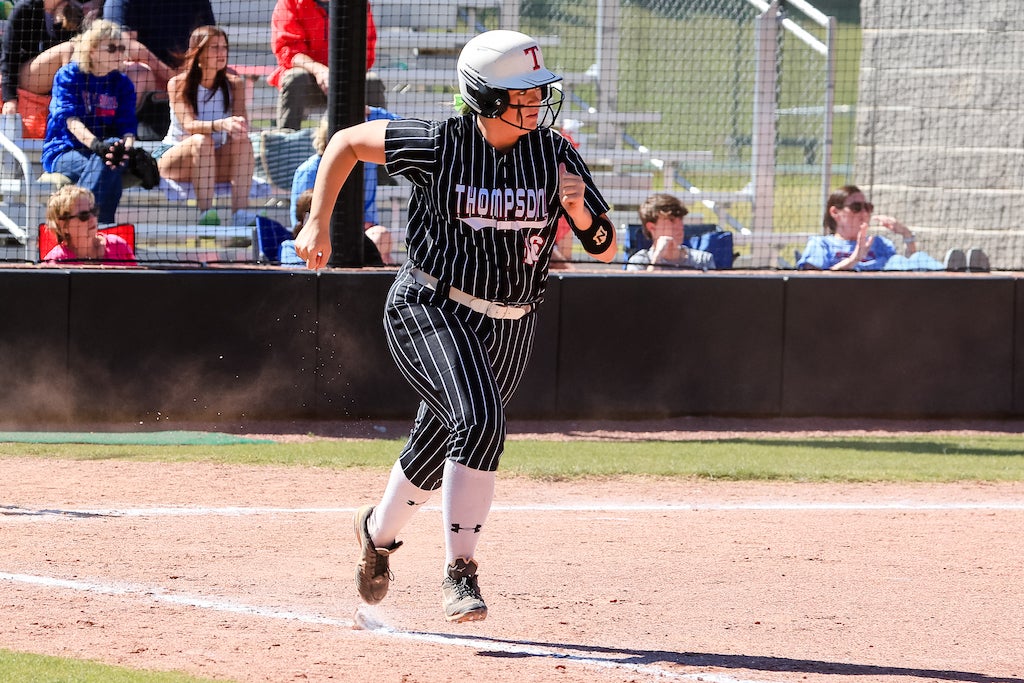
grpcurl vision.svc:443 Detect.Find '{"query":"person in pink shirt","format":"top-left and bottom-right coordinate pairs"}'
top-left (42, 184), bottom-right (136, 264)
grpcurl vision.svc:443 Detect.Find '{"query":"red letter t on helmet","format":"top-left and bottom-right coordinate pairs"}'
top-left (523, 45), bottom-right (541, 70)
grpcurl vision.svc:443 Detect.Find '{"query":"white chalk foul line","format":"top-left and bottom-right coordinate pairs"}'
top-left (4, 501), bottom-right (1024, 518)
top-left (0, 571), bottom-right (350, 626)
top-left (353, 607), bottom-right (763, 683)
top-left (0, 571), bottom-right (761, 683)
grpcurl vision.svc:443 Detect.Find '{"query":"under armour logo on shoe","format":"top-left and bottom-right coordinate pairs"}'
top-left (450, 523), bottom-right (482, 533)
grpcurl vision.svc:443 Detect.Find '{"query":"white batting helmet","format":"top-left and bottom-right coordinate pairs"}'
top-left (457, 30), bottom-right (563, 125)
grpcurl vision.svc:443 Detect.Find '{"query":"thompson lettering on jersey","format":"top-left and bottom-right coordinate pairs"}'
top-left (454, 183), bottom-right (548, 232)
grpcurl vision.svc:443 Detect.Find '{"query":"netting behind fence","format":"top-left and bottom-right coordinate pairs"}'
top-left (0, 0), bottom-right (1017, 270)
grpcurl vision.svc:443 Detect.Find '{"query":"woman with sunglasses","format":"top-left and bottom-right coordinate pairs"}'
top-left (154, 25), bottom-right (253, 227)
top-left (41, 19), bottom-right (137, 225)
top-left (2, 0), bottom-right (176, 122)
top-left (41, 184), bottom-right (136, 263)
top-left (797, 185), bottom-right (949, 271)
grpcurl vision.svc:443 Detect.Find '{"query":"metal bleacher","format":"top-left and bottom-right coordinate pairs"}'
top-left (0, 119), bottom-right (264, 262)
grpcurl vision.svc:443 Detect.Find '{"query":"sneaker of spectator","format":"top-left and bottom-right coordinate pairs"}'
top-left (944, 248), bottom-right (967, 272)
top-left (966, 248), bottom-right (990, 272)
top-left (231, 209), bottom-right (260, 227)
top-left (198, 208), bottom-right (221, 226)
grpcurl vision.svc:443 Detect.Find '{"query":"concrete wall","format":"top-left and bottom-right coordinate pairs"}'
top-left (0, 269), bottom-right (1020, 424)
top-left (856, 1), bottom-right (1024, 269)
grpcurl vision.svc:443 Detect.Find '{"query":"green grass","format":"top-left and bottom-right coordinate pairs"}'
top-left (502, 437), bottom-right (1024, 481)
top-left (4, 435), bottom-right (1024, 482)
top-left (0, 649), bottom-right (226, 683)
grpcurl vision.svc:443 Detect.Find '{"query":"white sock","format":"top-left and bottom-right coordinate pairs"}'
top-left (442, 460), bottom-right (496, 567)
top-left (368, 460), bottom-right (432, 547)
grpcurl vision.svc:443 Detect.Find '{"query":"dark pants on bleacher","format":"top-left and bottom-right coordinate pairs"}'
top-left (53, 149), bottom-right (125, 224)
top-left (276, 68), bottom-right (386, 130)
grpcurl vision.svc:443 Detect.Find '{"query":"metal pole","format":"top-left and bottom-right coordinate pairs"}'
top-left (500, 0), bottom-right (520, 29)
top-left (744, 0), bottom-right (826, 55)
top-left (328, 0), bottom-right (367, 267)
top-left (750, 0), bottom-right (778, 259)
top-left (594, 0), bottom-right (620, 148)
top-left (822, 15), bottom-right (837, 216)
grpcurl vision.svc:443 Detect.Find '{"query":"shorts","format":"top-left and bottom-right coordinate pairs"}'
top-left (150, 143), bottom-right (174, 160)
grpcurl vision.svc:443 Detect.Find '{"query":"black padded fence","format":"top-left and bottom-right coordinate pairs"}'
top-left (1, 268), bottom-right (1022, 425)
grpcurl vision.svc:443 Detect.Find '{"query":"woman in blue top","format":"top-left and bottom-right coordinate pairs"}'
top-left (42, 19), bottom-right (137, 224)
top-left (797, 185), bottom-right (944, 271)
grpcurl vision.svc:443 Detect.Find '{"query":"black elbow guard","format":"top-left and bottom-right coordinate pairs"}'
top-left (570, 214), bottom-right (614, 255)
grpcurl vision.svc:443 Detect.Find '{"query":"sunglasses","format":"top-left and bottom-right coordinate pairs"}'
top-left (843, 201), bottom-right (874, 213)
top-left (102, 43), bottom-right (127, 54)
top-left (61, 207), bottom-right (99, 222)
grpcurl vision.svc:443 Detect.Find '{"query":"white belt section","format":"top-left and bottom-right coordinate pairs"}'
top-left (410, 268), bottom-right (533, 320)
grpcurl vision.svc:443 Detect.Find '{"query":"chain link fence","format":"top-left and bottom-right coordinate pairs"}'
top-left (0, 0), bottom-right (857, 268)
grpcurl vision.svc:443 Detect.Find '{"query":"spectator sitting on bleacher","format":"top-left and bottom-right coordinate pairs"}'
top-left (281, 188), bottom-right (387, 267)
top-left (1, 0), bottom-right (176, 134)
top-left (41, 20), bottom-right (137, 225)
top-left (41, 184), bottom-right (136, 264)
top-left (102, 0), bottom-right (214, 73)
top-left (291, 110), bottom-right (399, 262)
top-left (153, 25), bottom-right (255, 227)
top-left (0, 0), bottom-right (100, 136)
top-left (276, 187), bottom-right (310, 266)
top-left (626, 193), bottom-right (716, 271)
top-left (269, 0), bottom-right (384, 130)
top-left (102, 0), bottom-right (213, 135)
top-left (796, 185), bottom-right (988, 272)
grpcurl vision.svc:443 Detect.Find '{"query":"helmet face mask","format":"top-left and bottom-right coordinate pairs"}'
top-left (503, 83), bottom-right (564, 130)
top-left (458, 30), bottom-right (564, 130)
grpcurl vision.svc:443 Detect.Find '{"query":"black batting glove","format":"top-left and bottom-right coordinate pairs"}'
top-left (106, 139), bottom-right (128, 166)
top-left (89, 137), bottom-right (111, 157)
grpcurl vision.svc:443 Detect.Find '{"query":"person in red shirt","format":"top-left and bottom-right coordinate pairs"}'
top-left (268, 0), bottom-right (383, 130)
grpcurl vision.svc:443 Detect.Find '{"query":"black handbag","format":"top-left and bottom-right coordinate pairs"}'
top-left (135, 90), bottom-right (171, 141)
top-left (127, 147), bottom-right (161, 190)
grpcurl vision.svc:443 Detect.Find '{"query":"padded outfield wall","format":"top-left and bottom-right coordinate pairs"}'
top-left (0, 269), bottom-right (1019, 424)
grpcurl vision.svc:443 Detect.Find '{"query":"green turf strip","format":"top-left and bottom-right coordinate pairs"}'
top-left (0, 431), bottom-right (272, 445)
top-left (0, 648), bottom-right (224, 682)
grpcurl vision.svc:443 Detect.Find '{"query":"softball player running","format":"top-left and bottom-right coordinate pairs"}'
top-left (295, 29), bottom-right (617, 622)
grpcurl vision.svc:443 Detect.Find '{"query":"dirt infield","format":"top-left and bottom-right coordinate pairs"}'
top-left (3, 433), bottom-right (1023, 683)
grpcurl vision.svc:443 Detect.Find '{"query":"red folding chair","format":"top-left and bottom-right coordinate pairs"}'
top-left (38, 223), bottom-right (136, 261)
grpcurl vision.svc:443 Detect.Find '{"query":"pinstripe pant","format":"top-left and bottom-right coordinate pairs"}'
top-left (384, 264), bottom-right (538, 490)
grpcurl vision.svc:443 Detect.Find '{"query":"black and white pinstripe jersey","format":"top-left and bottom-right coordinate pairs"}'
top-left (383, 115), bottom-right (609, 305)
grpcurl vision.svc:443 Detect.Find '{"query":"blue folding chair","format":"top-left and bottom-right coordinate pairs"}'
top-left (255, 216), bottom-right (294, 263)
top-left (623, 223), bottom-right (733, 269)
